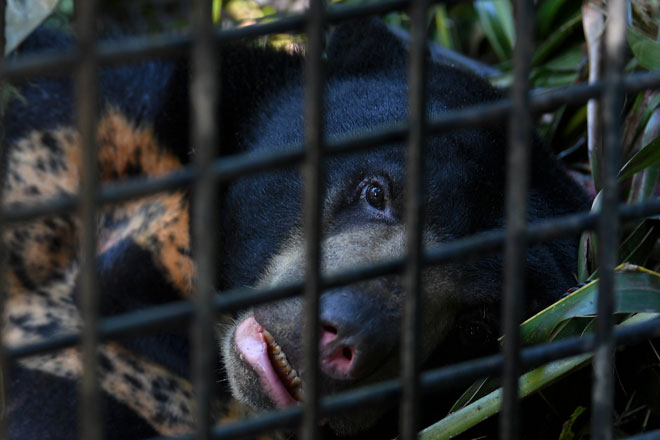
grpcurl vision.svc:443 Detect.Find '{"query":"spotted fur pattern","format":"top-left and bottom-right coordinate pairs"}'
top-left (2, 109), bottom-right (236, 437)
top-left (2, 21), bottom-right (313, 437)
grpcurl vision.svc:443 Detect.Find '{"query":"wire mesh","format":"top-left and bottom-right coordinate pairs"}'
top-left (0, 0), bottom-right (656, 439)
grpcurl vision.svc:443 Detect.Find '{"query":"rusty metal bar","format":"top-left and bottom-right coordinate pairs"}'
top-left (500, 1), bottom-right (534, 439)
top-left (75, 0), bottom-right (101, 438)
top-left (300, 0), bottom-right (325, 437)
top-left (191, 0), bottom-right (219, 438)
top-left (592, 0), bottom-right (627, 439)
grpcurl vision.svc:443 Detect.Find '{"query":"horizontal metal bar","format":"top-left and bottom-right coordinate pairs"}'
top-left (4, 69), bottom-right (660, 226)
top-left (142, 316), bottom-right (660, 440)
top-left (7, 197), bottom-right (660, 360)
top-left (623, 429), bottom-right (660, 440)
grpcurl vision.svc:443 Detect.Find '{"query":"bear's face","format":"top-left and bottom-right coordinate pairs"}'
top-left (220, 166), bottom-right (467, 434)
top-left (220, 75), bottom-right (513, 434)
top-left (218, 21), bottom-right (585, 436)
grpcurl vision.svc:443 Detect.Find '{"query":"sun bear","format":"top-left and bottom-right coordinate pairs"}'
top-left (2, 17), bottom-right (587, 439)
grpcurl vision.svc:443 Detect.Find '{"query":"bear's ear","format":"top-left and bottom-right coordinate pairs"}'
top-left (326, 17), bottom-right (407, 75)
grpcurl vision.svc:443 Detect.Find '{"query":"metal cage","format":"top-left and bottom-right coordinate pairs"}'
top-left (2, 0), bottom-right (660, 439)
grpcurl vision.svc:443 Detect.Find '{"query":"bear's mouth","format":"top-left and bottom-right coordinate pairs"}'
top-left (235, 316), bottom-right (304, 407)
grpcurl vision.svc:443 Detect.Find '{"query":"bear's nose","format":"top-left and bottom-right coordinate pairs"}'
top-left (318, 289), bottom-right (397, 380)
top-left (319, 324), bottom-right (355, 376)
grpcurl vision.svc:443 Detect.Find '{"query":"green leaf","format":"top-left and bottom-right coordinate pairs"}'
top-left (619, 219), bottom-right (660, 267)
top-left (577, 230), bottom-right (591, 283)
top-left (592, 220), bottom-right (660, 279)
top-left (563, 105), bottom-right (588, 136)
top-left (531, 69), bottom-right (579, 88)
top-left (619, 136), bottom-right (660, 181)
top-left (421, 352), bottom-right (594, 440)
top-left (633, 104), bottom-right (660, 201)
top-left (521, 265), bottom-right (660, 345)
top-left (448, 377), bottom-right (499, 413)
top-left (558, 407), bottom-right (587, 440)
top-left (540, 44), bottom-right (584, 71)
top-left (532, 11), bottom-right (582, 66)
top-left (629, 93), bottom-right (660, 159)
top-left (422, 311), bottom-right (660, 439)
top-left (6, 0), bottom-right (60, 55)
top-left (213, 0), bottom-right (222, 23)
top-left (578, 193), bottom-right (601, 282)
top-left (432, 268), bottom-right (660, 439)
top-left (432, 5), bottom-right (453, 49)
top-left (628, 27), bottom-right (660, 70)
top-left (474, 0), bottom-right (514, 61)
top-left (536, 0), bottom-right (568, 36)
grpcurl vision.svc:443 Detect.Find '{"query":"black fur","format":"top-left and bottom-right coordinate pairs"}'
top-left (3, 18), bottom-right (588, 439)
top-left (9, 366), bottom-right (158, 439)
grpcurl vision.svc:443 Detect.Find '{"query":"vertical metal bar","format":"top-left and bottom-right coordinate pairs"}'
top-left (0, 1), bottom-right (7, 437)
top-left (400, 0), bottom-right (429, 438)
top-left (191, 0), bottom-right (218, 439)
top-left (500, 1), bottom-right (534, 439)
top-left (592, 0), bottom-right (626, 439)
top-left (76, 0), bottom-right (101, 438)
top-left (300, 0), bottom-right (325, 438)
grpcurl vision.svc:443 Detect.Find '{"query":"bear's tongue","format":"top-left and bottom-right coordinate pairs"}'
top-left (235, 316), bottom-right (303, 407)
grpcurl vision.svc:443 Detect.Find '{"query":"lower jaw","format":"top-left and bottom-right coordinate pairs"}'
top-left (234, 316), bottom-right (300, 408)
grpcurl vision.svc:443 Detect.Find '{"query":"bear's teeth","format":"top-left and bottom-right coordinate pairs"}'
top-left (262, 329), bottom-right (304, 401)
top-left (263, 330), bottom-right (275, 344)
top-left (292, 387), bottom-right (304, 401)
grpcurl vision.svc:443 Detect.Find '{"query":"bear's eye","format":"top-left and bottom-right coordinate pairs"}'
top-left (365, 182), bottom-right (386, 210)
top-left (457, 316), bottom-right (494, 348)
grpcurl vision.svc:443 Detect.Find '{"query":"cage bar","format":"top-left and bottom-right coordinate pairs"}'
top-left (300, 0), bottom-right (325, 438)
top-left (500, 0), bottom-right (534, 438)
top-left (190, 0), bottom-right (219, 439)
top-left (75, 0), bottom-right (101, 439)
top-left (592, 0), bottom-right (627, 439)
top-left (623, 429), bottom-right (660, 440)
top-left (0, 0), bottom-right (7, 437)
top-left (400, 0), bottom-right (429, 438)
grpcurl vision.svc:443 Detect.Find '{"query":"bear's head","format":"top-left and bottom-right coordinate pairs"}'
top-left (218, 18), bottom-right (587, 436)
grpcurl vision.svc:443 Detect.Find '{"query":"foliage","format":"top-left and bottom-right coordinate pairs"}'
top-left (417, 1), bottom-right (660, 438)
top-left (422, 267), bottom-right (660, 439)
top-left (5, 0), bottom-right (59, 54)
